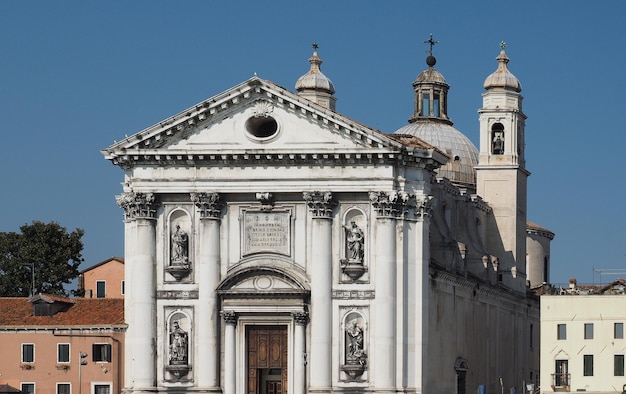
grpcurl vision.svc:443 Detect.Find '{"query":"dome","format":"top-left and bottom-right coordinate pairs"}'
top-left (415, 67), bottom-right (447, 85)
top-left (394, 121), bottom-right (478, 187)
top-left (295, 48), bottom-right (335, 94)
top-left (483, 49), bottom-right (522, 92)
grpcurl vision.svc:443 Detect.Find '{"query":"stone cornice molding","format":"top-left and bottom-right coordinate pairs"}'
top-left (102, 77), bottom-right (446, 171)
top-left (303, 191), bottom-right (336, 218)
top-left (190, 192), bottom-right (223, 219)
top-left (470, 194), bottom-right (492, 213)
top-left (116, 192), bottom-right (158, 220)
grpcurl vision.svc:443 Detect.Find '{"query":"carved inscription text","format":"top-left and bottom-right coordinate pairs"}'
top-left (243, 211), bottom-right (290, 256)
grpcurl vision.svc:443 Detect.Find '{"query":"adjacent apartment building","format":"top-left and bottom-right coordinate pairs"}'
top-left (78, 257), bottom-right (125, 299)
top-left (0, 294), bottom-right (125, 394)
top-left (540, 279), bottom-right (626, 393)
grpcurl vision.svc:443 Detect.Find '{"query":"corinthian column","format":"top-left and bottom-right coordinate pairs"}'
top-left (116, 192), bottom-right (158, 394)
top-left (369, 191), bottom-right (405, 392)
top-left (303, 191), bottom-right (336, 393)
top-left (191, 192), bottom-right (224, 391)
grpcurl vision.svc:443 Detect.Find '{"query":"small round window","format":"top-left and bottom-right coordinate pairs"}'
top-left (245, 115), bottom-right (279, 140)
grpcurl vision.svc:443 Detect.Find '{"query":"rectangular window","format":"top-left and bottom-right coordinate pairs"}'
top-left (96, 281), bottom-right (106, 298)
top-left (58, 343), bottom-right (70, 363)
top-left (57, 384), bottom-right (70, 394)
top-left (615, 355), bottom-right (625, 376)
top-left (93, 343), bottom-right (111, 362)
top-left (530, 323), bottom-right (534, 348)
top-left (94, 385), bottom-right (110, 394)
top-left (583, 355), bottom-right (594, 376)
top-left (615, 323), bottom-right (624, 339)
top-left (21, 383), bottom-right (34, 394)
top-left (584, 323), bottom-right (594, 339)
top-left (557, 324), bottom-right (566, 340)
top-left (121, 280), bottom-right (125, 295)
top-left (22, 344), bottom-right (34, 363)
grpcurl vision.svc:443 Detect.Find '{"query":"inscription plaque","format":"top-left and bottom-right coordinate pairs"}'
top-left (243, 211), bottom-right (291, 256)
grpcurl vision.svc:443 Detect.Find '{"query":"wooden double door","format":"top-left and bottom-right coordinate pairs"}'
top-left (247, 325), bottom-right (288, 394)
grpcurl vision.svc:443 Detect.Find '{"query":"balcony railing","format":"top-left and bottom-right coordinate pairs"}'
top-left (550, 373), bottom-right (570, 391)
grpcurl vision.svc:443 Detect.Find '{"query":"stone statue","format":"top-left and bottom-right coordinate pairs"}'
top-left (345, 320), bottom-right (365, 365)
top-left (492, 135), bottom-right (504, 154)
top-left (171, 225), bottom-right (189, 264)
top-left (169, 321), bottom-right (188, 365)
top-left (344, 221), bottom-right (364, 262)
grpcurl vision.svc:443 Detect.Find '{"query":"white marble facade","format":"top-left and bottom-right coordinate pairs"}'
top-left (104, 45), bottom-right (546, 394)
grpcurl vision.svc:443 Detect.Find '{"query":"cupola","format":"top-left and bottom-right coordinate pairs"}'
top-left (408, 34), bottom-right (451, 125)
top-left (295, 43), bottom-right (336, 111)
top-left (483, 42), bottom-right (522, 92)
top-left (394, 35), bottom-right (478, 189)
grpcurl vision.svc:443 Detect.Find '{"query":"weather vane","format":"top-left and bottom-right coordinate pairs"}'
top-left (500, 41), bottom-right (506, 50)
top-left (424, 33), bottom-right (439, 56)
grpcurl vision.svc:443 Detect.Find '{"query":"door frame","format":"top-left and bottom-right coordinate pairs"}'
top-left (236, 313), bottom-right (298, 394)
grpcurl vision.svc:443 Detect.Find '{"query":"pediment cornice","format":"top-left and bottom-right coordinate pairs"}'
top-left (102, 76), bottom-right (447, 171)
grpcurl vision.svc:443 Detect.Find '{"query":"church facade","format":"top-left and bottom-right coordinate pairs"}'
top-left (103, 43), bottom-right (550, 394)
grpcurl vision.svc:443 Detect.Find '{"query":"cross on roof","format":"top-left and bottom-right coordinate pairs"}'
top-left (312, 43), bottom-right (319, 51)
top-left (424, 33), bottom-right (439, 56)
top-left (500, 41), bottom-right (507, 49)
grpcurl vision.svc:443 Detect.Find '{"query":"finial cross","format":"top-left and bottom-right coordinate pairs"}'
top-left (312, 42), bottom-right (319, 51)
top-left (500, 41), bottom-right (506, 50)
top-left (424, 33), bottom-right (439, 56)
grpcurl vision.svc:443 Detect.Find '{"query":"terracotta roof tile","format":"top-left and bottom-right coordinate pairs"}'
top-left (0, 296), bottom-right (125, 327)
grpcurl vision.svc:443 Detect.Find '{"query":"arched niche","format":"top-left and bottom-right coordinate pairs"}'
top-left (340, 208), bottom-right (368, 282)
top-left (166, 209), bottom-right (192, 281)
top-left (165, 310), bottom-right (192, 380)
top-left (341, 310), bottom-right (368, 380)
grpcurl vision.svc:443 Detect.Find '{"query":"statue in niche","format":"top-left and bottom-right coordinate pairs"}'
top-left (345, 320), bottom-right (366, 366)
top-left (492, 134), bottom-right (504, 154)
top-left (344, 221), bottom-right (365, 262)
top-left (171, 225), bottom-right (189, 265)
top-left (169, 321), bottom-right (188, 365)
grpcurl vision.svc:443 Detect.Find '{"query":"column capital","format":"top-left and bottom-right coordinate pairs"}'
top-left (292, 311), bottom-right (309, 326)
top-left (191, 192), bottom-right (224, 219)
top-left (221, 310), bottom-right (237, 326)
top-left (413, 194), bottom-right (434, 221)
top-left (369, 191), bottom-right (411, 219)
top-left (303, 191), bottom-right (336, 218)
top-left (116, 192), bottom-right (158, 220)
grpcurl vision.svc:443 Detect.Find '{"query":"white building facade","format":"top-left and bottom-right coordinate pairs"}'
top-left (103, 44), bottom-right (549, 394)
top-left (540, 280), bottom-right (626, 394)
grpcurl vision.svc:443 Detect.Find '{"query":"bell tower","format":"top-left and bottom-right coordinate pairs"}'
top-left (475, 43), bottom-right (529, 293)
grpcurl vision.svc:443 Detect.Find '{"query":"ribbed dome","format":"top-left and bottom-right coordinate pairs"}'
top-left (415, 67), bottom-right (447, 85)
top-left (394, 121), bottom-right (478, 187)
top-left (295, 48), bottom-right (335, 94)
top-left (483, 49), bottom-right (521, 92)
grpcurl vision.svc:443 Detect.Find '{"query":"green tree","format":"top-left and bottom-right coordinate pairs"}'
top-left (0, 221), bottom-right (84, 297)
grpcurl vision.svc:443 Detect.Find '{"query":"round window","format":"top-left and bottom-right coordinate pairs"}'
top-left (245, 115), bottom-right (279, 140)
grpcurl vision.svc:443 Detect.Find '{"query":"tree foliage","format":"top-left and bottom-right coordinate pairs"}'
top-left (0, 221), bottom-right (84, 297)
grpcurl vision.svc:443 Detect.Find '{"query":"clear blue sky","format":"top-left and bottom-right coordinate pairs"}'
top-left (1, 1), bottom-right (624, 286)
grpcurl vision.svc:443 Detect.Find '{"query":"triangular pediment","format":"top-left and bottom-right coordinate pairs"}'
top-left (102, 76), bottom-right (446, 168)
